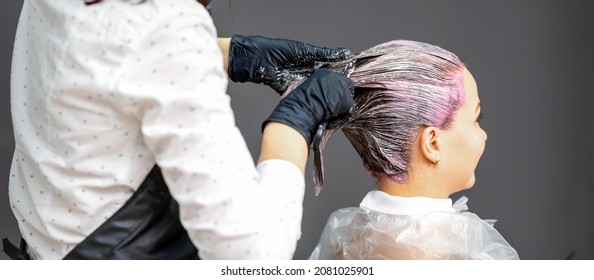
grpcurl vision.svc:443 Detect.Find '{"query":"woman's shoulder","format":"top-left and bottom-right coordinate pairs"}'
top-left (325, 207), bottom-right (363, 227)
top-left (400, 211), bottom-right (519, 259)
top-left (332, 208), bottom-right (519, 259)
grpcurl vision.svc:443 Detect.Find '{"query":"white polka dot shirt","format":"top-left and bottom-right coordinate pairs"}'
top-left (9, 0), bottom-right (305, 260)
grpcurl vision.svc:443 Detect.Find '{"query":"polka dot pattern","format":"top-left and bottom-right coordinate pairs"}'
top-left (9, 0), bottom-right (305, 260)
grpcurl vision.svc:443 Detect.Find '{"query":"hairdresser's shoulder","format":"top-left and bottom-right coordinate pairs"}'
top-left (149, 0), bottom-right (211, 19)
top-left (143, 0), bottom-right (214, 33)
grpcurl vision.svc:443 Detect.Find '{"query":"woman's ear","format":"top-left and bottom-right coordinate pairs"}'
top-left (419, 127), bottom-right (441, 165)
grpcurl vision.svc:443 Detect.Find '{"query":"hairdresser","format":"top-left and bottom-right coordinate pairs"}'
top-left (4, 0), bottom-right (354, 259)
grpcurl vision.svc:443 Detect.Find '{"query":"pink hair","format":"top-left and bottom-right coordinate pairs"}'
top-left (285, 40), bottom-right (467, 194)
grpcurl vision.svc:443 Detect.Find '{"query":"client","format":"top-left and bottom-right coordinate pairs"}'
top-left (301, 40), bottom-right (519, 260)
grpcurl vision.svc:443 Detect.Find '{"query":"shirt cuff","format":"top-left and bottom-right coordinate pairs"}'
top-left (256, 159), bottom-right (305, 246)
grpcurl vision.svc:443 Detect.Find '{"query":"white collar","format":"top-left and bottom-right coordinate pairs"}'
top-left (359, 190), bottom-right (455, 216)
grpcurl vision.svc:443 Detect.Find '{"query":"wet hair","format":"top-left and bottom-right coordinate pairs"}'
top-left (286, 40), bottom-right (466, 195)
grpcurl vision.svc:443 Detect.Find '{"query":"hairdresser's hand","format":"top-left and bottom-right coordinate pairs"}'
top-left (264, 69), bottom-right (354, 146)
top-left (228, 35), bottom-right (353, 94)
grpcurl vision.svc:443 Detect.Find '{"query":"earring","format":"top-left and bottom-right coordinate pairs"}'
top-left (434, 153), bottom-right (440, 165)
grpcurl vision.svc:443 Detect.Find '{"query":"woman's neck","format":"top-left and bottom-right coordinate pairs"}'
top-left (376, 173), bottom-right (451, 199)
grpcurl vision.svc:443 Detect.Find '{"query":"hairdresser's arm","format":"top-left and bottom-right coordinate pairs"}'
top-left (258, 122), bottom-right (308, 173)
top-left (121, 7), bottom-right (312, 259)
top-left (218, 37), bottom-right (231, 75)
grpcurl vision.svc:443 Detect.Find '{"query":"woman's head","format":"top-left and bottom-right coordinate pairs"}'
top-left (306, 40), bottom-right (486, 196)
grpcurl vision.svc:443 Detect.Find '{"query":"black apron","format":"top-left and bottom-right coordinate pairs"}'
top-left (3, 166), bottom-right (199, 260)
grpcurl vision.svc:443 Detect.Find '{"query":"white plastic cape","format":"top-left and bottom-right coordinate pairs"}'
top-left (309, 196), bottom-right (519, 260)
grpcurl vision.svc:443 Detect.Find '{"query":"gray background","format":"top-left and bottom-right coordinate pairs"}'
top-left (1, 0), bottom-right (593, 260)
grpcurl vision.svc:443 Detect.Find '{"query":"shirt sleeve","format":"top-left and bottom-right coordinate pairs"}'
top-left (116, 4), bottom-right (304, 259)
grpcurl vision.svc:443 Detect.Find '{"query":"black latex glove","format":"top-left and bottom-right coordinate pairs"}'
top-left (228, 35), bottom-right (353, 94)
top-left (264, 69), bottom-right (354, 146)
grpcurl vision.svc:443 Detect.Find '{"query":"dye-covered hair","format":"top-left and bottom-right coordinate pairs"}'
top-left (285, 40), bottom-right (466, 195)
